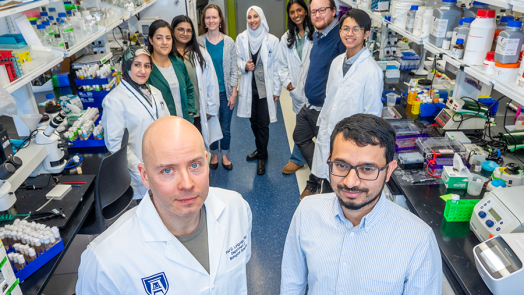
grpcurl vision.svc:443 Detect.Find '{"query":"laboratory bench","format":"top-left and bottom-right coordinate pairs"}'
top-left (383, 73), bottom-right (523, 295)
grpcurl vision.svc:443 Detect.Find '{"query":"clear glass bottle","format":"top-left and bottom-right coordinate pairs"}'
top-left (57, 14), bottom-right (76, 46)
top-left (36, 24), bottom-right (54, 46)
top-left (45, 93), bottom-right (58, 107)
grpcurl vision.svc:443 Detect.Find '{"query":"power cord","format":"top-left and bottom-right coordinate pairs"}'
top-left (15, 130), bottom-right (38, 153)
top-left (503, 99), bottom-right (524, 164)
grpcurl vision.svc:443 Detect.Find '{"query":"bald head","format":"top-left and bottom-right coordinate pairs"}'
top-left (142, 116), bottom-right (205, 165)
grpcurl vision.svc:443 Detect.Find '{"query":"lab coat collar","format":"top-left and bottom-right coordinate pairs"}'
top-left (333, 190), bottom-right (388, 232)
top-left (136, 190), bottom-right (173, 242)
top-left (341, 48), bottom-right (371, 79)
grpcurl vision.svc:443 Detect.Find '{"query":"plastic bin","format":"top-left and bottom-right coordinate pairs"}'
top-left (75, 70), bottom-right (115, 86)
top-left (52, 73), bottom-right (70, 87)
top-left (419, 103), bottom-right (446, 117)
top-left (443, 199), bottom-right (482, 222)
top-left (478, 97), bottom-right (499, 117)
top-left (67, 113), bottom-right (105, 149)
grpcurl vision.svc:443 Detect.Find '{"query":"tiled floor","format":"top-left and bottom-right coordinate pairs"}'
top-left (43, 86), bottom-right (455, 295)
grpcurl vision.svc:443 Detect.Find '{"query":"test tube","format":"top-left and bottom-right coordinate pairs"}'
top-left (42, 236), bottom-right (51, 251)
top-left (7, 253), bottom-right (15, 269)
top-left (51, 227), bottom-right (61, 242)
top-left (33, 238), bottom-right (44, 256)
top-left (48, 234), bottom-right (56, 246)
top-left (16, 254), bottom-right (26, 271)
top-left (452, 194), bottom-right (460, 204)
top-left (28, 248), bottom-right (36, 263)
top-left (13, 243), bottom-right (20, 253)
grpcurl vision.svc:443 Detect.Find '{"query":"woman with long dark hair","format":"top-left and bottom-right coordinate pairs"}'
top-left (172, 15), bottom-right (221, 150)
top-left (278, 0), bottom-right (314, 175)
top-left (236, 6), bottom-right (280, 176)
top-left (197, 4), bottom-right (238, 171)
top-left (147, 20), bottom-right (196, 123)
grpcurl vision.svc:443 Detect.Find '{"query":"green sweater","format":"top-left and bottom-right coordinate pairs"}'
top-left (148, 55), bottom-right (196, 123)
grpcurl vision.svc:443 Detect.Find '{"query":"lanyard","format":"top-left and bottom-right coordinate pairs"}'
top-left (122, 82), bottom-right (160, 121)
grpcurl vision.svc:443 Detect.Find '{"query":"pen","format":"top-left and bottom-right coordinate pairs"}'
top-left (71, 185), bottom-right (82, 187)
top-left (60, 182), bottom-right (86, 185)
top-left (411, 178), bottom-right (436, 184)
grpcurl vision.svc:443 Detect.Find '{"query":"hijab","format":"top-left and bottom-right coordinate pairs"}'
top-left (246, 6), bottom-right (269, 55)
top-left (122, 46), bottom-right (154, 103)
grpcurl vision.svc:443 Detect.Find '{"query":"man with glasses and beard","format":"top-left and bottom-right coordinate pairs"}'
top-left (280, 114), bottom-right (442, 295)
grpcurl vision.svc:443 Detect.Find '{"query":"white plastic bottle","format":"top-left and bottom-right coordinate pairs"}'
top-left (405, 6), bottom-right (418, 33)
top-left (413, 6), bottom-right (426, 37)
top-left (463, 9), bottom-right (496, 66)
top-left (429, 0), bottom-right (462, 47)
top-left (495, 21), bottom-right (524, 64)
top-left (451, 18), bottom-right (473, 47)
top-left (420, 8), bottom-right (433, 38)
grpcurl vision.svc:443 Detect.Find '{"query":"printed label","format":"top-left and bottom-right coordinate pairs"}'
top-left (431, 18), bottom-right (449, 38)
top-left (226, 236), bottom-right (248, 261)
top-left (452, 48), bottom-right (464, 59)
top-left (64, 28), bottom-right (74, 32)
top-left (496, 36), bottom-right (521, 56)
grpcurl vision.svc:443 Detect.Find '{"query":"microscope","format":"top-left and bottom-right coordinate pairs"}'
top-left (0, 112), bottom-right (69, 211)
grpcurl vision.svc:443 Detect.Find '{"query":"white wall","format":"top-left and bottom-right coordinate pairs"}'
top-left (207, 0), bottom-right (227, 20)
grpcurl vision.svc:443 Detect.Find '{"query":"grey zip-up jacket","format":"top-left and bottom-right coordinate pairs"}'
top-left (198, 34), bottom-right (238, 100)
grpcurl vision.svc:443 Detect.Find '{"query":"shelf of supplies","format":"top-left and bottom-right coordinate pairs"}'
top-left (441, 52), bottom-right (463, 68)
top-left (340, 0), bottom-right (384, 23)
top-left (103, 18), bottom-right (123, 33)
top-left (4, 48), bottom-right (63, 93)
top-left (123, 3), bottom-right (147, 20)
top-left (464, 65), bottom-right (495, 85)
top-left (384, 21), bottom-right (425, 45)
top-left (513, 2), bottom-right (524, 13)
top-left (145, 0), bottom-right (157, 7)
top-left (0, 0), bottom-right (49, 18)
top-left (61, 27), bottom-right (106, 57)
top-left (477, 0), bottom-right (513, 8)
top-left (493, 71), bottom-right (524, 106)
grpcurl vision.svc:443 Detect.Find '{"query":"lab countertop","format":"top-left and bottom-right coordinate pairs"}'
top-left (384, 72), bottom-right (523, 295)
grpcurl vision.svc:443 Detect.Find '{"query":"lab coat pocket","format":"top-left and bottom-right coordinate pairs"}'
top-left (359, 275), bottom-right (404, 295)
top-left (226, 261), bottom-right (247, 295)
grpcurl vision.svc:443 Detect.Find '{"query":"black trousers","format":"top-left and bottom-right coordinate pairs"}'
top-left (293, 105), bottom-right (322, 187)
top-left (250, 95), bottom-right (270, 159)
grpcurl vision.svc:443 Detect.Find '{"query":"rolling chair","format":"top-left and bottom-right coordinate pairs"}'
top-left (79, 128), bottom-right (134, 234)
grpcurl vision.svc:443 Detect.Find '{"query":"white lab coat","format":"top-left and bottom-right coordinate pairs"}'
top-left (236, 30), bottom-right (281, 123)
top-left (311, 50), bottom-right (384, 180)
top-left (101, 80), bottom-right (169, 199)
top-left (193, 48), bottom-right (223, 149)
top-left (76, 187), bottom-right (252, 295)
top-left (277, 31), bottom-right (312, 114)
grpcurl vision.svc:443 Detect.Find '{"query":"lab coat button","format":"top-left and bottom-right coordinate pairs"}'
top-left (350, 232), bottom-right (354, 237)
top-left (343, 263), bottom-right (347, 267)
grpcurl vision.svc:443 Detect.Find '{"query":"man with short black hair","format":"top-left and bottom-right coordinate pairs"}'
top-left (281, 114), bottom-right (442, 295)
top-left (311, 9), bottom-right (384, 191)
top-left (294, 0), bottom-right (345, 199)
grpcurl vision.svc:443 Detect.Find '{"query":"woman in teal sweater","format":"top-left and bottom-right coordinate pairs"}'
top-left (147, 20), bottom-right (196, 122)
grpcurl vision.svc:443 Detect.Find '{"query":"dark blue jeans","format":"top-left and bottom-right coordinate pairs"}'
top-left (210, 92), bottom-right (233, 155)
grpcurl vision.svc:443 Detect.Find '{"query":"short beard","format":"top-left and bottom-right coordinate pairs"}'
top-left (336, 179), bottom-right (386, 211)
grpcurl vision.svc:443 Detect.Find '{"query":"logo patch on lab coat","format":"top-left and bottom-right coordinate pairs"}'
top-left (142, 272), bottom-right (169, 295)
top-left (226, 236), bottom-right (248, 261)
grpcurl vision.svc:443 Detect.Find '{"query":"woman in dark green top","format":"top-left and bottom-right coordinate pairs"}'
top-left (147, 20), bottom-right (196, 123)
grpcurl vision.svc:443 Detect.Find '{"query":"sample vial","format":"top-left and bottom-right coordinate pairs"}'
top-left (452, 194), bottom-right (460, 204)
top-left (452, 38), bottom-right (465, 59)
top-left (28, 248), bottom-right (36, 263)
top-left (33, 238), bottom-right (44, 256)
top-left (51, 227), bottom-right (61, 242)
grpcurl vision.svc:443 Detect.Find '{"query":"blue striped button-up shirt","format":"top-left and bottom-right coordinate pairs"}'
top-left (281, 192), bottom-right (442, 295)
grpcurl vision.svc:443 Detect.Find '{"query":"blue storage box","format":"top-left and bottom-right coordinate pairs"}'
top-left (67, 113), bottom-right (105, 149)
top-left (75, 70), bottom-right (115, 86)
top-left (419, 103), bottom-right (446, 117)
top-left (478, 97), bottom-right (499, 117)
top-left (12, 239), bottom-right (64, 283)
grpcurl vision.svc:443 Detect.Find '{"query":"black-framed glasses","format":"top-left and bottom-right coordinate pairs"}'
top-left (327, 160), bottom-right (388, 181)
top-left (311, 6), bottom-right (333, 15)
top-left (340, 26), bottom-right (363, 35)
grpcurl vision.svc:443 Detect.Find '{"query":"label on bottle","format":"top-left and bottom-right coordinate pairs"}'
top-left (64, 28), bottom-right (74, 32)
top-left (431, 18), bottom-right (449, 38)
top-left (452, 47), bottom-right (464, 59)
top-left (496, 36), bottom-right (521, 56)
top-left (442, 39), bottom-right (451, 50)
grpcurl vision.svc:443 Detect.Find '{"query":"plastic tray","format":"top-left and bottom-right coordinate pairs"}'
top-left (74, 70), bottom-right (115, 86)
top-left (67, 113), bottom-right (105, 149)
top-left (12, 239), bottom-right (64, 283)
top-left (443, 199), bottom-right (481, 222)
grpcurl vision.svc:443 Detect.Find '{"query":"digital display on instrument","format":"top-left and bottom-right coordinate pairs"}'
top-left (489, 208), bottom-right (502, 222)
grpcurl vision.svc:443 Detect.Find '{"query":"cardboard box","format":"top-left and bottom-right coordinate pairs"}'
top-left (442, 166), bottom-right (468, 189)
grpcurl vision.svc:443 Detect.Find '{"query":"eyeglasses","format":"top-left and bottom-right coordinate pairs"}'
top-left (311, 6), bottom-right (333, 15)
top-left (176, 27), bottom-right (193, 35)
top-left (340, 26), bottom-right (363, 35)
top-left (327, 160), bottom-right (388, 181)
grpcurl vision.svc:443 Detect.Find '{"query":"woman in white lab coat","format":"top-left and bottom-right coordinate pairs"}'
top-left (278, 0), bottom-right (314, 175)
top-left (311, 42), bottom-right (384, 181)
top-left (101, 46), bottom-right (169, 200)
top-left (172, 15), bottom-right (222, 151)
top-left (236, 6), bottom-right (280, 175)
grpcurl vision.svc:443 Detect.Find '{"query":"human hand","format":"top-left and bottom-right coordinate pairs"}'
top-left (228, 93), bottom-right (237, 110)
top-left (273, 96), bottom-right (279, 102)
top-left (287, 83), bottom-right (295, 91)
top-left (245, 60), bottom-right (255, 72)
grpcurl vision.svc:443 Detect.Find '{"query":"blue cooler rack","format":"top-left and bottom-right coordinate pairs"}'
top-left (11, 239), bottom-right (64, 283)
top-left (478, 97), bottom-right (499, 117)
top-left (67, 113), bottom-right (105, 149)
top-left (75, 71), bottom-right (116, 108)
